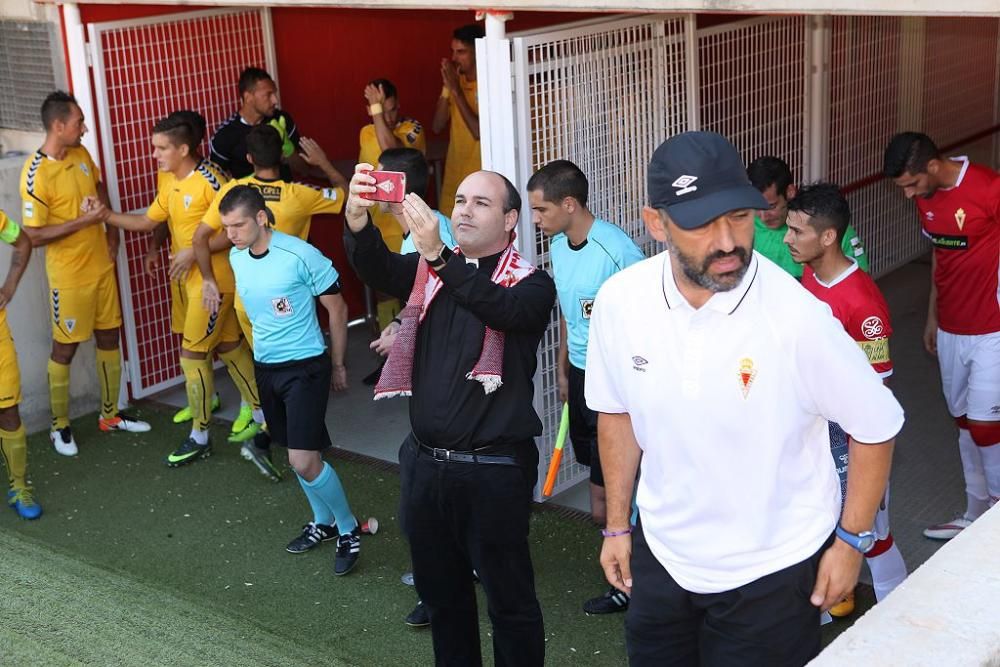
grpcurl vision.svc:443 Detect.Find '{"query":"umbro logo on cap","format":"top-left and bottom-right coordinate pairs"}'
top-left (672, 175), bottom-right (698, 196)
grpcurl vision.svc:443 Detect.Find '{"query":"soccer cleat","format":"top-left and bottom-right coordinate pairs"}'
top-left (923, 514), bottom-right (974, 540)
top-left (172, 393), bottom-right (220, 424)
top-left (241, 431), bottom-right (281, 482)
top-left (828, 590), bottom-right (856, 618)
top-left (404, 600), bottom-right (431, 628)
top-left (334, 527), bottom-right (361, 576)
top-left (7, 488), bottom-right (42, 520)
top-left (50, 427), bottom-right (78, 456)
top-left (228, 418), bottom-right (261, 444)
top-left (166, 437), bottom-right (211, 467)
top-left (583, 586), bottom-right (630, 615)
top-left (230, 405), bottom-right (253, 436)
top-left (99, 412), bottom-right (152, 433)
top-left (287, 522), bottom-right (338, 554)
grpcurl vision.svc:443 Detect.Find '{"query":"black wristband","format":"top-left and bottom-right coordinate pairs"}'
top-left (429, 245), bottom-right (453, 270)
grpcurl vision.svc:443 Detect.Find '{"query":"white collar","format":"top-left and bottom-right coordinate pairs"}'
top-left (660, 251), bottom-right (759, 315)
top-left (810, 259), bottom-right (859, 288)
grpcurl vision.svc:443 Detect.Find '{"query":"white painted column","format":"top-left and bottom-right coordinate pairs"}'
top-left (476, 11), bottom-right (517, 183)
top-left (61, 4), bottom-right (100, 168)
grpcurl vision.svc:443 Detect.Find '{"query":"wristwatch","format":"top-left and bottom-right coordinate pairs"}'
top-left (427, 246), bottom-right (452, 271)
top-left (835, 523), bottom-right (876, 554)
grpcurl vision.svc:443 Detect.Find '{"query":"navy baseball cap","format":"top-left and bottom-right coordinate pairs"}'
top-left (647, 131), bottom-right (767, 230)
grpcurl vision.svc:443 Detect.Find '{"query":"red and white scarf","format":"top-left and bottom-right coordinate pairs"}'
top-left (374, 243), bottom-right (535, 400)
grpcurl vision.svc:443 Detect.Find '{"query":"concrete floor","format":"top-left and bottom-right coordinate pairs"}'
top-left (153, 254), bottom-right (962, 573)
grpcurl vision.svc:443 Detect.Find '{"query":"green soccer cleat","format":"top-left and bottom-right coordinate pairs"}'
top-left (166, 437), bottom-right (212, 467)
top-left (230, 405), bottom-right (253, 436)
top-left (172, 393), bottom-right (221, 424)
top-left (228, 419), bottom-right (261, 444)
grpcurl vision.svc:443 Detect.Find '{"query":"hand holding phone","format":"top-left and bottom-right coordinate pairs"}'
top-left (360, 170), bottom-right (406, 204)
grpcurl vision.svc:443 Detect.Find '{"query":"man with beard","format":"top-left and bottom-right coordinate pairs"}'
top-left (587, 131), bottom-right (904, 666)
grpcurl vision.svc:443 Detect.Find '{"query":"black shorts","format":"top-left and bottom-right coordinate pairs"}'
top-left (568, 364), bottom-right (603, 487)
top-left (254, 353), bottom-right (332, 451)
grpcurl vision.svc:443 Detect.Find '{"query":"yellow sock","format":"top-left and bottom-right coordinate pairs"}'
top-left (219, 342), bottom-right (260, 410)
top-left (179, 356), bottom-right (214, 433)
top-left (96, 347), bottom-right (121, 420)
top-left (0, 425), bottom-right (28, 490)
top-left (47, 359), bottom-right (71, 431)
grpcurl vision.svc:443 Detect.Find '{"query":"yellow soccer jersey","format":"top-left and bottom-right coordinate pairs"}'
top-left (440, 78), bottom-right (481, 217)
top-left (19, 146), bottom-right (113, 288)
top-left (358, 118), bottom-right (427, 169)
top-left (147, 160), bottom-right (234, 292)
top-left (204, 175), bottom-right (344, 241)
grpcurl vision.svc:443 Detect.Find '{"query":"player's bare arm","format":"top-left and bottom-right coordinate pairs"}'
top-left (299, 137), bottom-right (348, 192)
top-left (924, 252), bottom-right (939, 356)
top-left (432, 61), bottom-right (453, 134)
top-left (0, 227), bottom-right (31, 309)
top-left (597, 411), bottom-right (641, 595)
top-left (442, 61), bottom-right (479, 140)
top-left (21, 203), bottom-right (103, 247)
top-left (192, 222), bottom-right (221, 315)
top-left (319, 292), bottom-right (349, 392)
top-left (144, 223), bottom-right (169, 277)
top-left (96, 181), bottom-right (120, 262)
top-left (365, 84), bottom-right (401, 152)
top-left (810, 435), bottom-right (895, 611)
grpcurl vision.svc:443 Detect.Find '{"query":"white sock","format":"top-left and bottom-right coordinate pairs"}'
top-left (189, 428), bottom-right (209, 445)
top-left (977, 442), bottom-right (1000, 501)
top-left (866, 539), bottom-right (907, 602)
top-left (252, 408), bottom-right (265, 424)
top-left (957, 429), bottom-right (989, 519)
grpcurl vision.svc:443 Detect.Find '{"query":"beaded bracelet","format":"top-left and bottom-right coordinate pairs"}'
top-left (601, 527), bottom-right (633, 538)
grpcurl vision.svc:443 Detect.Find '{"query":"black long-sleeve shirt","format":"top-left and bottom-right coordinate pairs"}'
top-left (346, 222), bottom-right (556, 450)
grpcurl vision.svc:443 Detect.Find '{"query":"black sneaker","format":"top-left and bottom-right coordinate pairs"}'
top-left (334, 527), bottom-right (361, 576)
top-left (286, 522), bottom-right (337, 554)
top-left (404, 600), bottom-right (430, 628)
top-left (166, 437), bottom-right (211, 467)
top-left (583, 586), bottom-right (630, 615)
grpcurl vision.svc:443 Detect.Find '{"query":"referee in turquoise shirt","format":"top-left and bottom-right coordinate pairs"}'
top-left (218, 185), bottom-right (362, 576)
top-left (527, 160), bottom-right (644, 616)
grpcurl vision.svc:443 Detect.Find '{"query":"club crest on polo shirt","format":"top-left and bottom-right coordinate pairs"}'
top-left (737, 357), bottom-right (756, 399)
top-left (183, 195), bottom-right (193, 210)
top-left (955, 208), bottom-right (966, 231)
top-left (580, 298), bottom-right (594, 319)
top-left (271, 297), bottom-right (293, 317)
top-left (79, 162), bottom-right (90, 176)
top-left (672, 175), bottom-right (698, 196)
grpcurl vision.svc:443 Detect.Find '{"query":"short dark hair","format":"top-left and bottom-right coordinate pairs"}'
top-left (246, 125), bottom-right (283, 169)
top-left (526, 160), bottom-right (589, 207)
top-left (369, 78), bottom-right (398, 100)
top-left (238, 67), bottom-right (273, 96)
top-left (787, 182), bottom-right (850, 244)
top-left (219, 184), bottom-right (267, 219)
top-left (497, 172), bottom-right (521, 215)
top-left (883, 132), bottom-right (940, 178)
top-left (378, 148), bottom-right (428, 196)
top-left (41, 91), bottom-right (78, 131)
top-left (747, 156), bottom-right (794, 197)
top-left (453, 24), bottom-right (484, 46)
top-left (152, 111), bottom-right (205, 154)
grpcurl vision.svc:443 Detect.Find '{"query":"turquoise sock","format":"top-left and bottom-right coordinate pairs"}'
top-left (297, 472), bottom-right (334, 526)
top-left (299, 463), bottom-right (358, 535)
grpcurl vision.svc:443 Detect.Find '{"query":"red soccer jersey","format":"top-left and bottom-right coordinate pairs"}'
top-left (916, 157), bottom-right (1000, 335)
top-left (802, 263), bottom-right (893, 378)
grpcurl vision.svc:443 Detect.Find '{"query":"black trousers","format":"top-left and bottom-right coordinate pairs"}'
top-left (398, 434), bottom-right (544, 667)
top-left (627, 521), bottom-right (832, 667)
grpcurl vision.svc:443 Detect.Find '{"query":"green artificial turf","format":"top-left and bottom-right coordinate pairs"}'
top-left (1, 403), bottom-right (865, 665)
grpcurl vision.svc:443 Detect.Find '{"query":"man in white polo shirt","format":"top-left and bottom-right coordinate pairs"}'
top-left (586, 131), bottom-right (904, 666)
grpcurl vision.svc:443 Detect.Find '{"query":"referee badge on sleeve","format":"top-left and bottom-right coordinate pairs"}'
top-left (580, 298), bottom-right (594, 319)
top-left (271, 297), bottom-right (293, 317)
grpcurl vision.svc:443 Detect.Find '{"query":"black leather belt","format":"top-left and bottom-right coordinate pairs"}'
top-left (415, 441), bottom-right (519, 466)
